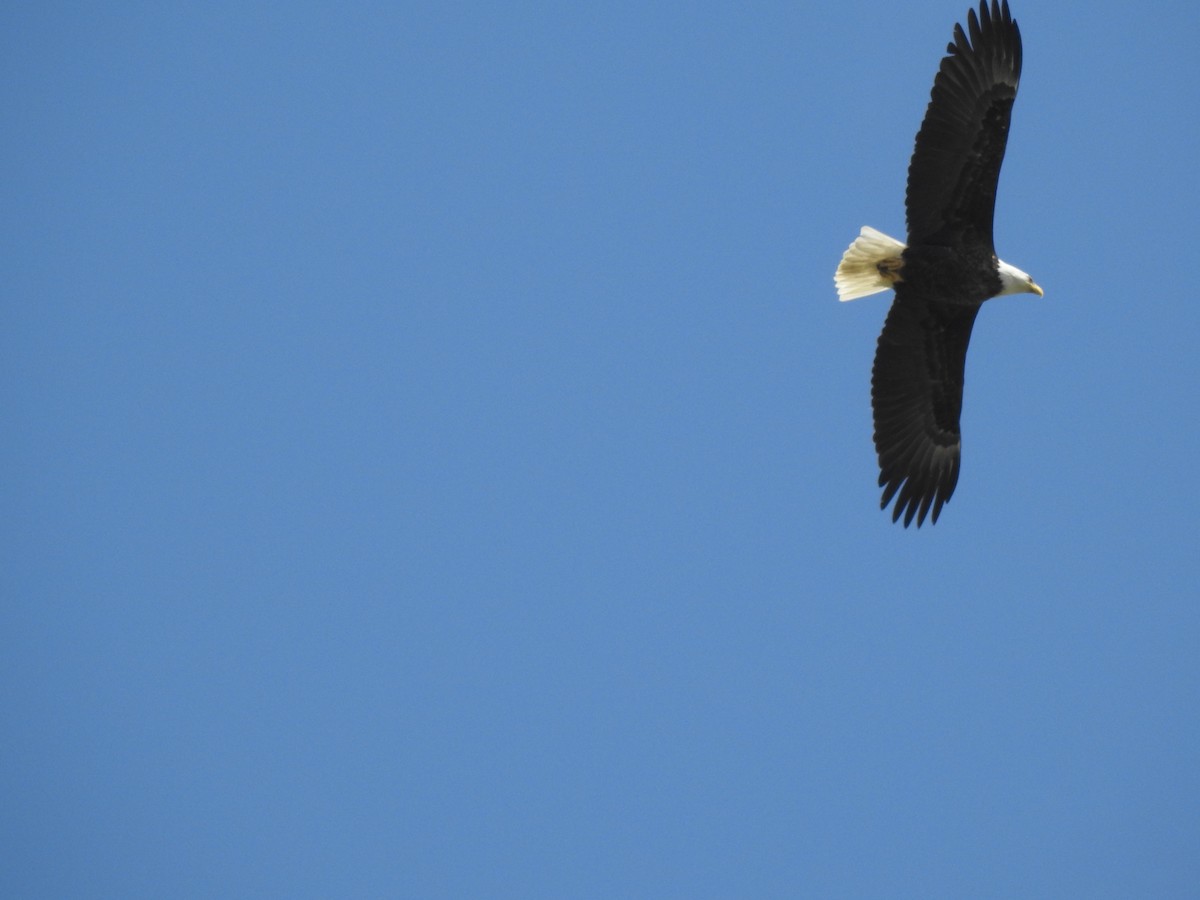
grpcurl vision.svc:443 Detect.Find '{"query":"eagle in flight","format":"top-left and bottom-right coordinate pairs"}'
top-left (835, 0), bottom-right (1043, 527)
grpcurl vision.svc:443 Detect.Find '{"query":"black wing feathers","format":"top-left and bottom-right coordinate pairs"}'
top-left (868, 2), bottom-right (1024, 526)
top-left (872, 294), bottom-right (981, 526)
top-left (905, 0), bottom-right (1022, 248)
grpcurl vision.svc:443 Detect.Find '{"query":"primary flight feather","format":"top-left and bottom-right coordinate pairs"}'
top-left (835, 0), bottom-right (1042, 527)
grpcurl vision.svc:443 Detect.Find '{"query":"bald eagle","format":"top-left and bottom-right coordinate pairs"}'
top-left (835, 0), bottom-right (1042, 527)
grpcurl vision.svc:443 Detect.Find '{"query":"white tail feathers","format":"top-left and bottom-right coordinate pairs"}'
top-left (835, 226), bottom-right (907, 302)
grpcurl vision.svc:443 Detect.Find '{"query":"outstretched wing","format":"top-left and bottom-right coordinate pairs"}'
top-left (871, 294), bottom-right (981, 527)
top-left (905, 0), bottom-right (1023, 249)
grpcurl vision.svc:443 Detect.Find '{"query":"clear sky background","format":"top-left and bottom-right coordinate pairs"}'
top-left (4, 2), bottom-right (1198, 896)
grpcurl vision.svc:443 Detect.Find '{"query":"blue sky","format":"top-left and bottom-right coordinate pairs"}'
top-left (4, 2), bottom-right (1198, 896)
